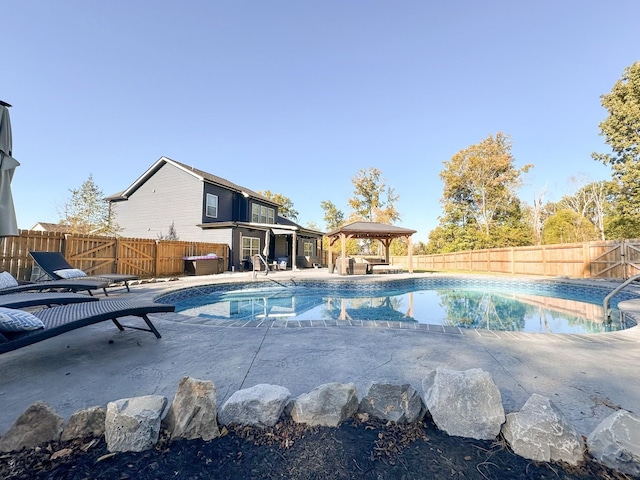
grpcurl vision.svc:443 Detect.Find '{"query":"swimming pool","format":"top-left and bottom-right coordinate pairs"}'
top-left (158, 277), bottom-right (639, 334)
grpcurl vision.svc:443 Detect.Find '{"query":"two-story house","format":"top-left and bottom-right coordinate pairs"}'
top-left (107, 157), bottom-right (324, 272)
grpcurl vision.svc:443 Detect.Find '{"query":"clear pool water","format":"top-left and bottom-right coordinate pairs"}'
top-left (165, 278), bottom-right (637, 334)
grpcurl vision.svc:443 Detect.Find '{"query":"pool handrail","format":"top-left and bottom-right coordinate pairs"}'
top-left (603, 274), bottom-right (640, 323)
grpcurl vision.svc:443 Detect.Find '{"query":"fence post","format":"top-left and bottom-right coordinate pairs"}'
top-left (583, 243), bottom-right (590, 278)
top-left (114, 237), bottom-right (120, 273)
top-left (510, 247), bottom-right (515, 274)
top-left (622, 240), bottom-right (628, 280)
top-left (154, 240), bottom-right (160, 277)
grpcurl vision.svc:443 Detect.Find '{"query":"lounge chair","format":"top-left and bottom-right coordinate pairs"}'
top-left (0, 271), bottom-right (109, 296)
top-left (29, 251), bottom-right (139, 293)
top-left (0, 292), bottom-right (99, 309)
top-left (0, 299), bottom-right (174, 354)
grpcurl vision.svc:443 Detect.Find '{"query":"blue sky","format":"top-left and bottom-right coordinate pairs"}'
top-left (4, 1), bottom-right (639, 243)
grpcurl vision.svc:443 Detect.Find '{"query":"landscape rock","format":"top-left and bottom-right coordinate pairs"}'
top-left (359, 382), bottom-right (426, 424)
top-left (502, 393), bottom-right (584, 465)
top-left (61, 406), bottom-right (106, 442)
top-left (163, 376), bottom-right (220, 441)
top-left (587, 409), bottom-right (640, 477)
top-left (290, 382), bottom-right (359, 427)
top-left (0, 401), bottom-right (64, 452)
top-left (422, 367), bottom-right (505, 440)
top-left (105, 395), bottom-right (167, 453)
top-left (218, 384), bottom-right (291, 428)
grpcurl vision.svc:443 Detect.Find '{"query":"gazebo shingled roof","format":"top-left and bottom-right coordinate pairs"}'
top-left (326, 221), bottom-right (416, 239)
top-left (325, 221), bottom-right (416, 274)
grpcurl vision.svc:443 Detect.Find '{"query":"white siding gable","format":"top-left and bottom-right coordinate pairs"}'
top-left (112, 162), bottom-right (204, 241)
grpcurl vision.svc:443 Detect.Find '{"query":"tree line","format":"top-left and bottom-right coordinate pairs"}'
top-left (59, 61), bottom-right (640, 256)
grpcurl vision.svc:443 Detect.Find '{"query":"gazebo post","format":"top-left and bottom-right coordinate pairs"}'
top-left (325, 236), bottom-right (332, 272)
top-left (340, 232), bottom-right (346, 275)
top-left (407, 234), bottom-right (414, 273)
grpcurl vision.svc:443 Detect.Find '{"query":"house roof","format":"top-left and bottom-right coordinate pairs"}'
top-left (29, 222), bottom-right (71, 233)
top-left (326, 221), bottom-right (416, 239)
top-left (107, 156), bottom-right (278, 206)
top-left (198, 216), bottom-right (324, 238)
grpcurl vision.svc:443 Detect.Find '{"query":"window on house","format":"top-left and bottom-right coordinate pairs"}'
top-left (206, 194), bottom-right (218, 218)
top-left (242, 236), bottom-right (260, 260)
top-left (251, 204), bottom-right (275, 224)
top-left (304, 241), bottom-right (314, 257)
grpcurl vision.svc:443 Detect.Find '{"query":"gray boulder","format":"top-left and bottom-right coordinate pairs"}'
top-left (163, 376), bottom-right (220, 441)
top-left (422, 367), bottom-right (505, 440)
top-left (290, 382), bottom-right (359, 427)
top-left (0, 401), bottom-right (64, 452)
top-left (218, 384), bottom-right (291, 428)
top-left (61, 406), bottom-right (106, 442)
top-left (587, 409), bottom-right (640, 477)
top-left (359, 382), bottom-right (426, 424)
top-left (502, 394), bottom-right (584, 465)
top-left (105, 395), bottom-right (167, 453)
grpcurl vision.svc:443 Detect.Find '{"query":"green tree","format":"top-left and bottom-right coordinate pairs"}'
top-left (542, 208), bottom-right (599, 244)
top-left (413, 241), bottom-right (429, 255)
top-left (347, 168), bottom-right (400, 224)
top-left (320, 200), bottom-right (345, 231)
top-left (347, 168), bottom-right (400, 255)
top-left (258, 190), bottom-right (299, 220)
top-left (60, 175), bottom-right (119, 235)
top-left (390, 237), bottom-right (408, 256)
top-left (559, 180), bottom-right (612, 241)
top-left (431, 133), bottom-right (533, 252)
top-left (592, 62), bottom-right (640, 237)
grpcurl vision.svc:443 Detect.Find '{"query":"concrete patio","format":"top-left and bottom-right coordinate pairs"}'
top-left (1, 269), bottom-right (639, 438)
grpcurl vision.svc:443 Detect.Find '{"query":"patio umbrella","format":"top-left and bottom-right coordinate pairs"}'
top-left (0, 101), bottom-right (19, 238)
top-left (262, 229), bottom-right (271, 258)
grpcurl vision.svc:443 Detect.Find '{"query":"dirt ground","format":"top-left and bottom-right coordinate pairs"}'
top-left (0, 416), bottom-right (635, 480)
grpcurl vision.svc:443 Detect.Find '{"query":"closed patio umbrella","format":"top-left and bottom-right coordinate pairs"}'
top-left (0, 101), bottom-right (19, 238)
top-left (262, 229), bottom-right (271, 258)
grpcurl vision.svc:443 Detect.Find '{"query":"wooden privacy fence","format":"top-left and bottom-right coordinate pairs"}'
top-left (0, 230), bottom-right (229, 281)
top-left (390, 239), bottom-right (640, 280)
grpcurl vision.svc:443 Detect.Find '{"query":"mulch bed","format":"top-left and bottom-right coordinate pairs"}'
top-left (0, 415), bottom-right (634, 480)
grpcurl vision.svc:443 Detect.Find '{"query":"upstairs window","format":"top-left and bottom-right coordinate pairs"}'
top-left (206, 194), bottom-right (218, 218)
top-left (251, 204), bottom-right (275, 224)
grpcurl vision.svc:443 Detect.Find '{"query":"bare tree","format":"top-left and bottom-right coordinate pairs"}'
top-left (531, 185), bottom-right (547, 245)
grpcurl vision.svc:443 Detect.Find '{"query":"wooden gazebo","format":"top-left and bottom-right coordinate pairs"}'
top-left (325, 221), bottom-right (417, 275)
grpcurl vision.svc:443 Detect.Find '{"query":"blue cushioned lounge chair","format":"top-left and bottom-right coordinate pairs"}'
top-left (0, 300), bottom-right (174, 354)
top-left (0, 272), bottom-right (109, 296)
top-left (0, 292), bottom-right (99, 309)
top-left (30, 251), bottom-right (138, 293)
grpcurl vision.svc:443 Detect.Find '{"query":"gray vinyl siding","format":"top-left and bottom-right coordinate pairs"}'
top-left (112, 163), bottom-right (204, 241)
top-left (202, 228), bottom-right (233, 247)
top-left (202, 183), bottom-right (241, 223)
